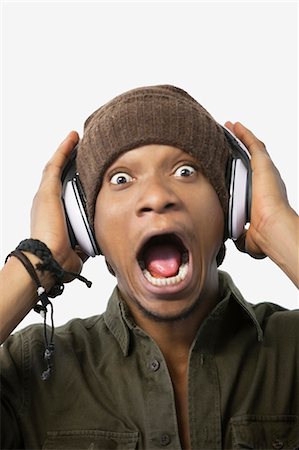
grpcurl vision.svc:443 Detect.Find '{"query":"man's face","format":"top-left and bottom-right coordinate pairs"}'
top-left (94, 145), bottom-right (224, 322)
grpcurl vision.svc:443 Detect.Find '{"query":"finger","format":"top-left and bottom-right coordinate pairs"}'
top-left (225, 121), bottom-right (269, 157)
top-left (41, 131), bottom-right (79, 184)
top-left (224, 121), bottom-right (234, 132)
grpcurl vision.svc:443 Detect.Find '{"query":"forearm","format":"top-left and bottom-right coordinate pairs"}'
top-left (257, 207), bottom-right (299, 288)
top-left (0, 132), bottom-right (83, 344)
top-left (0, 253), bottom-right (55, 344)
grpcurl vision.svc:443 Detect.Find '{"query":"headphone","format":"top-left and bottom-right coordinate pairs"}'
top-left (61, 126), bottom-right (252, 257)
top-left (222, 126), bottom-right (252, 240)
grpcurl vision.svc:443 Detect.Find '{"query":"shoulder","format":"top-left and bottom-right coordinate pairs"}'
top-left (1, 314), bottom-right (115, 393)
top-left (1, 314), bottom-right (107, 360)
top-left (252, 301), bottom-right (299, 344)
top-left (252, 301), bottom-right (298, 323)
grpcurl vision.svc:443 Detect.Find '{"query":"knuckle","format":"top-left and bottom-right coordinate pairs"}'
top-left (42, 161), bottom-right (53, 175)
top-left (42, 160), bottom-right (61, 183)
top-left (259, 140), bottom-right (267, 150)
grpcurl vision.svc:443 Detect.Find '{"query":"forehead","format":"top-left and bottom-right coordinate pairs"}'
top-left (106, 144), bottom-right (197, 170)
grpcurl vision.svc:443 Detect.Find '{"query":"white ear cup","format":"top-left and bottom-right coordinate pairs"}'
top-left (64, 179), bottom-right (98, 257)
top-left (221, 126), bottom-right (251, 240)
top-left (228, 158), bottom-right (249, 240)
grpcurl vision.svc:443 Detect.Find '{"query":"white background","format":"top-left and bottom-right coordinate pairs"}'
top-left (1, 1), bottom-right (298, 334)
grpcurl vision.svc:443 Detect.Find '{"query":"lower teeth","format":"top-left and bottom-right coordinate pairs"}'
top-left (142, 260), bottom-right (189, 287)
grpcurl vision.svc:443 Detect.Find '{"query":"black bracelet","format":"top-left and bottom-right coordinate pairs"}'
top-left (6, 250), bottom-right (55, 381)
top-left (6, 250), bottom-right (50, 309)
top-left (6, 239), bottom-right (92, 380)
top-left (16, 239), bottom-right (92, 297)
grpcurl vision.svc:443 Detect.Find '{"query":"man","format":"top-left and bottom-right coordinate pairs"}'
top-left (1, 85), bottom-right (298, 449)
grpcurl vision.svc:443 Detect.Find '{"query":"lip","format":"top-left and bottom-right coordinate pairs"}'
top-left (135, 227), bottom-right (194, 296)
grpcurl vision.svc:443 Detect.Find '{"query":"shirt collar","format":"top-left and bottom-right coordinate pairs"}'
top-left (103, 270), bottom-right (263, 356)
top-left (218, 270), bottom-right (263, 342)
top-left (103, 287), bottom-right (132, 356)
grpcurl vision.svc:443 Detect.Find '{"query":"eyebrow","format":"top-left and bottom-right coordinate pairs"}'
top-left (108, 148), bottom-right (197, 170)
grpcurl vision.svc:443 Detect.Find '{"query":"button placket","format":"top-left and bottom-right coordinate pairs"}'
top-left (144, 342), bottom-right (181, 449)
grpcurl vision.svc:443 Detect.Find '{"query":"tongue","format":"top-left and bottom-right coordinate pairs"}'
top-left (143, 243), bottom-right (182, 278)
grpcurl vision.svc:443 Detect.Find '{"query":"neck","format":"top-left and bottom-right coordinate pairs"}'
top-left (126, 269), bottom-right (220, 368)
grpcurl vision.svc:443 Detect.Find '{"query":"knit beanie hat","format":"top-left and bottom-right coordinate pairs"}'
top-left (77, 85), bottom-right (231, 235)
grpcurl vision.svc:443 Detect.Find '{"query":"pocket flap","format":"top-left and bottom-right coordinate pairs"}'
top-left (42, 429), bottom-right (139, 449)
top-left (231, 415), bottom-right (299, 449)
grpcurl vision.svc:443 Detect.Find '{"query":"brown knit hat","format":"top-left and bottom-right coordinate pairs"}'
top-left (77, 85), bottom-right (231, 229)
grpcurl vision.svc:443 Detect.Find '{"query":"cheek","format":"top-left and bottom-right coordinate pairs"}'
top-left (191, 186), bottom-right (225, 248)
top-left (94, 191), bottom-right (133, 264)
top-left (94, 191), bottom-right (117, 257)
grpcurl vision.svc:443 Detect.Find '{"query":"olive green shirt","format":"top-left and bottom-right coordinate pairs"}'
top-left (1, 271), bottom-right (299, 449)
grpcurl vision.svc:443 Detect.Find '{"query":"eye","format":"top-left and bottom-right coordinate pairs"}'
top-left (174, 164), bottom-right (196, 177)
top-left (110, 172), bottom-right (133, 185)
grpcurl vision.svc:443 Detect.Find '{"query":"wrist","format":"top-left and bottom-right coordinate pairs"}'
top-left (23, 251), bottom-right (57, 293)
top-left (256, 207), bottom-right (299, 286)
top-left (256, 206), bottom-right (297, 252)
top-left (18, 238), bottom-right (92, 291)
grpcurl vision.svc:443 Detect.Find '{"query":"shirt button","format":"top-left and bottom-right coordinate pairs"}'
top-left (160, 434), bottom-right (171, 446)
top-left (272, 439), bottom-right (284, 449)
top-left (150, 359), bottom-right (160, 371)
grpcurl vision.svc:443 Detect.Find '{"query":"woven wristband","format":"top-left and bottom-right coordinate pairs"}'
top-left (16, 239), bottom-right (92, 297)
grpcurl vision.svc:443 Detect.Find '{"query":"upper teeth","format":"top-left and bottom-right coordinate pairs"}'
top-left (142, 260), bottom-right (189, 287)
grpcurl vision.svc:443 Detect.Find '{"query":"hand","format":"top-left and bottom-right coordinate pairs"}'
top-left (225, 121), bottom-right (297, 260)
top-left (30, 131), bottom-right (88, 281)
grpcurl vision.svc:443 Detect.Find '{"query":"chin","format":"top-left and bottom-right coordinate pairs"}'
top-left (129, 293), bottom-right (204, 323)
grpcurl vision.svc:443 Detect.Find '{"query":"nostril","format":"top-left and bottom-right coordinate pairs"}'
top-left (140, 203), bottom-right (175, 214)
top-left (165, 202), bottom-right (175, 210)
top-left (136, 184), bottom-right (179, 215)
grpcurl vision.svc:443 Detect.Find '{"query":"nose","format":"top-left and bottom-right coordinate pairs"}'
top-left (135, 176), bottom-right (180, 216)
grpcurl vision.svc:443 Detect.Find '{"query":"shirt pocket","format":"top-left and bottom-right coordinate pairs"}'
top-left (230, 415), bottom-right (299, 449)
top-left (42, 429), bottom-right (139, 449)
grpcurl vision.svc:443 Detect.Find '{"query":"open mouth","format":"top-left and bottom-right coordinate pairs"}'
top-left (137, 233), bottom-right (189, 287)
